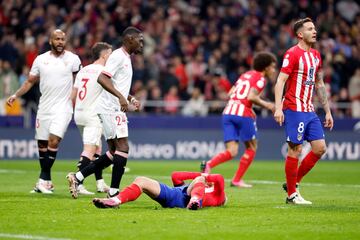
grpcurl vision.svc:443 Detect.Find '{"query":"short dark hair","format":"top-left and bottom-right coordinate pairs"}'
top-left (253, 52), bottom-right (277, 72)
top-left (293, 17), bottom-right (313, 36)
top-left (91, 42), bottom-right (112, 60)
top-left (122, 27), bottom-right (141, 38)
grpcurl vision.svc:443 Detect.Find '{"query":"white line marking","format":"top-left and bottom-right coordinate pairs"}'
top-left (0, 169), bottom-right (359, 188)
top-left (0, 233), bottom-right (73, 240)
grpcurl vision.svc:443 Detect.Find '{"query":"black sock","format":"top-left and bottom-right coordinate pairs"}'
top-left (77, 156), bottom-right (91, 184)
top-left (93, 154), bottom-right (103, 180)
top-left (110, 153), bottom-right (127, 189)
top-left (81, 153), bottom-right (112, 179)
top-left (45, 149), bottom-right (57, 180)
top-left (39, 150), bottom-right (48, 180)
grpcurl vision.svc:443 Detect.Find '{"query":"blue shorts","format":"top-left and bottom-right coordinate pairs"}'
top-left (222, 114), bottom-right (257, 142)
top-left (284, 110), bottom-right (325, 144)
top-left (154, 183), bottom-right (190, 208)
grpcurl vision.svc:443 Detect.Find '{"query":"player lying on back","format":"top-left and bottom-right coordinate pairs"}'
top-left (93, 171), bottom-right (227, 210)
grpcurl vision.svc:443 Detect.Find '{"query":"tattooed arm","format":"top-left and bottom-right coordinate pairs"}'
top-left (315, 70), bottom-right (334, 130)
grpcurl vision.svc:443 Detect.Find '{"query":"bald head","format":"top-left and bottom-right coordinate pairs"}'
top-left (49, 29), bottom-right (66, 55)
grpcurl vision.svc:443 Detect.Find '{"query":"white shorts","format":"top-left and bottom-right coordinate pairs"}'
top-left (35, 112), bottom-right (72, 140)
top-left (98, 112), bottom-right (128, 140)
top-left (75, 111), bottom-right (103, 146)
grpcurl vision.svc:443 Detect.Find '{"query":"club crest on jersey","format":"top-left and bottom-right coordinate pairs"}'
top-left (297, 133), bottom-right (303, 141)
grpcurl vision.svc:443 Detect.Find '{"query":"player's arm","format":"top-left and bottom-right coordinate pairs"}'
top-left (171, 171), bottom-right (201, 187)
top-left (247, 88), bottom-right (274, 112)
top-left (315, 70), bottom-right (334, 130)
top-left (7, 74), bottom-right (39, 107)
top-left (70, 87), bottom-right (78, 108)
top-left (273, 72), bottom-right (289, 126)
top-left (205, 174), bottom-right (225, 196)
top-left (97, 73), bottom-right (128, 112)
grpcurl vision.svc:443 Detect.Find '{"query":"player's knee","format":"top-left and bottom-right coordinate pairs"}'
top-left (194, 176), bottom-right (206, 183)
top-left (48, 138), bottom-right (60, 148)
top-left (227, 147), bottom-right (238, 157)
top-left (313, 145), bottom-right (327, 156)
top-left (134, 176), bottom-right (149, 187)
top-left (288, 144), bottom-right (302, 157)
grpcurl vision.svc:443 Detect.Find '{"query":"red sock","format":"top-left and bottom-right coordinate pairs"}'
top-left (232, 149), bottom-right (256, 182)
top-left (191, 182), bottom-right (205, 200)
top-left (117, 183), bottom-right (142, 203)
top-left (208, 150), bottom-right (232, 168)
top-left (285, 156), bottom-right (299, 197)
top-left (297, 151), bottom-right (320, 183)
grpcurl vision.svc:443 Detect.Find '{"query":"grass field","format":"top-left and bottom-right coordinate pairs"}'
top-left (0, 160), bottom-right (359, 240)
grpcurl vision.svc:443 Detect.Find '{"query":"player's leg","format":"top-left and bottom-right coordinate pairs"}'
top-left (231, 117), bottom-right (257, 187)
top-left (93, 176), bottom-right (160, 208)
top-left (201, 115), bottom-right (237, 173)
top-left (186, 176), bottom-right (206, 210)
top-left (231, 139), bottom-right (257, 188)
top-left (109, 137), bottom-right (129, 197)
top-left (93, 143), bottom-right (110, 193)
top-left (282, 110), bottom-right (311, 204)
top-left (297, 115), bottom-right (326, 183)
top-left (32, 114), bottom-right (53, 194)
top-left (46, 112), bottom-right (72, 181)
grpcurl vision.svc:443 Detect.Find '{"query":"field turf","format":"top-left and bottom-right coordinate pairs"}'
top-left (0, 160), bottom-right (359, 240)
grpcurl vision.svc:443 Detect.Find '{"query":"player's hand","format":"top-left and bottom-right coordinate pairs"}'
top-left (324, 112), bottom-right (334, 131)
top-left (6, 94), bottom-right (17, 107)
top-left (131, 98), bottom-right (141, 111)
top-left (274, 109), bottom-right (284, 126)
top-left (268, 103), bottom-right (276, 114)
top-left (119, 97), bottom-right (128, 112)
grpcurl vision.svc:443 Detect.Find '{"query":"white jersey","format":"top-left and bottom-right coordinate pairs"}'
top-left (74, 64), bottom-right (104, 117)
top-left (30, 50), bottom-right (82, 114)
top-left (96, 47), bottom-right (133, 114)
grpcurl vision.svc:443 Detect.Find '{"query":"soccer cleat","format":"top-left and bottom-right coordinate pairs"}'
top-left (66, 173), bottom-right (79, 199)
top-left (286, 193), bottom-right (312, 205)
top-left (200, 161), bottom-right (211, 174)
top-left (93, 198), bottom-right (120, 208)
top-left (96, 179), bottom-right (110, 193)
top-left (30, 179), bottom-right (53, 194)
top-left (77, 184), bottom-right (95, 195)
top-left (187, 197), bottom-right (202, 210)
top-left (230, 180), bottom-right (253, 188)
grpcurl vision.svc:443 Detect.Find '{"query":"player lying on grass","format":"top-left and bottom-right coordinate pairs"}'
top-left (92, 171), bottom-right (227, 210)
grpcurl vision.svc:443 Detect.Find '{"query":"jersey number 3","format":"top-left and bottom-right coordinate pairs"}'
top-left (78, 78), bottom-right (89, 101)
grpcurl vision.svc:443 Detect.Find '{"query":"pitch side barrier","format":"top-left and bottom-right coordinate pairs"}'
top-left (0, 116), bottom-right (359, 160)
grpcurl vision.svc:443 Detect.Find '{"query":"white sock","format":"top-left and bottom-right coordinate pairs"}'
top-left (75, 172), bottom-right (84, 181)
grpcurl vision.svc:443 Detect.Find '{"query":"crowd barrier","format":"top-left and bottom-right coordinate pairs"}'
top-left (0, 116), bottom-right (359, 160)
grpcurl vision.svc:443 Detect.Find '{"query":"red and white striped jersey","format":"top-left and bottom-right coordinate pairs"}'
top-left (223, 70), bottom-right (266, 118)
top-left (280, 45), bottom-right (322, 112)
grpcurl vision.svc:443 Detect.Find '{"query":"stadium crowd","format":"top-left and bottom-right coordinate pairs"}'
top-left (0, 0), bottom-right (360, 117)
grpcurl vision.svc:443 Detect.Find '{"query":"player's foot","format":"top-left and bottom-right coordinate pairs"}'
top-left (96, 179), bottom-right (110, 193)
top-left (93, 198), bottom-right (121, 208)
top-left (77, 184), bottom-right (94, 195)
top-left (286, 193), bottom-right (312, 205)
top-left (282, 182), bottom-right (299, 193)
top-left (107, 191), bottom-right (119, 198)
top-left (66, 173), bottom-right (79, 199)
top-left (30, 179), bottom-right (53, 194)
top-left (200, 161), bottom-right (211, 174)
top-left (46, 181), bottom-right (54, 192)
top-left (230, 180), bottom-right (253, 188)
top-left (187, 197), bottom-right (202, 210)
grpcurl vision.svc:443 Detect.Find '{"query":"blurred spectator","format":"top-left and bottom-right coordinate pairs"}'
top-left (348, 68), bottom-right (360, 117)
top-left (0, 60), bottom-right (22, 115)
top-left (0, 0), bottom-right (359, 117)
top-left (182, 87), bottom-right (208, 117)
top-left (164, 86), bottom-right (180, 115)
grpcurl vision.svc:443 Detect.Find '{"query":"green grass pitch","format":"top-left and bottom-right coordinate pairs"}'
top-left (0, 160), bottom-right (359, 240)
